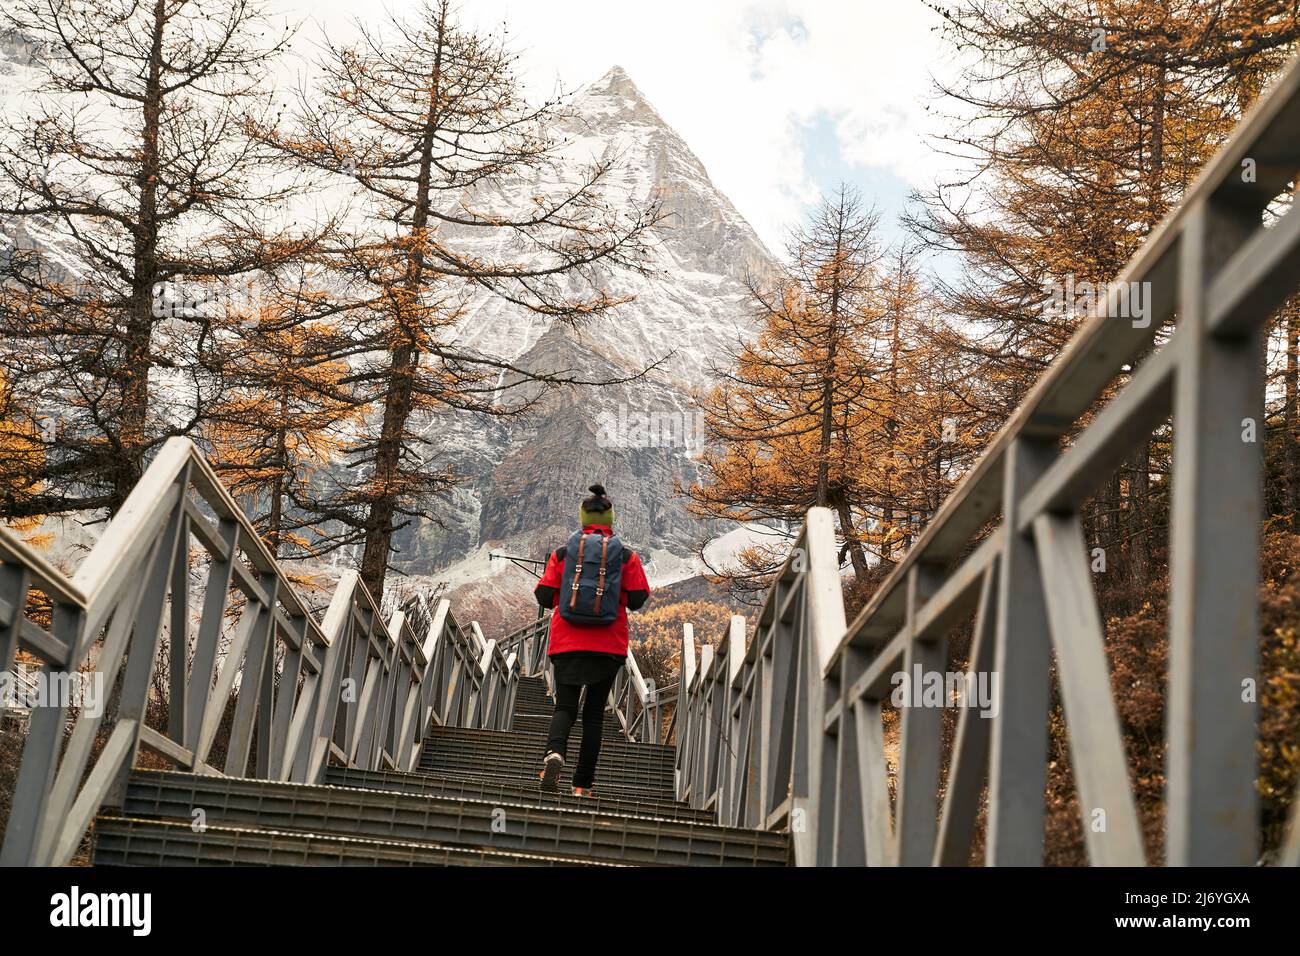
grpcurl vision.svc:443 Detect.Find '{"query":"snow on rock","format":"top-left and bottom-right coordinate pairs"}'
top-left (1, 50), bottom-right (781, 608)
top-left (393, 65), bottom-right (780, 585)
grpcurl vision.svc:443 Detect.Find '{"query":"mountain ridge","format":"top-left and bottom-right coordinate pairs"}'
top-left (396, 64), bottom-right (779, 592)
top-left (0, 47), bottom-right (778, 603)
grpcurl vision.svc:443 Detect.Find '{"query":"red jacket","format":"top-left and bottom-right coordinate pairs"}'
top-left (535, 525), bottom-right (651, 656)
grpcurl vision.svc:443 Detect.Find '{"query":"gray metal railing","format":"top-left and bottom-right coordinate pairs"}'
top-left (0, 437), bottom-right (517, 866)
top-left (675, 53), bottom-right (1300, 866)
top-left (496, 612), bottom-right (551, 683)
top-left (675, 512), bottom-right (844, 856)
top-left (610, 650), bottom-right (669, 744)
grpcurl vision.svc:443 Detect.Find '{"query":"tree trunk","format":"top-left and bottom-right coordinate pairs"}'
top-left (266, 386), bottom-right (291, 557)
top-left (1126, 443), bottom-right (1151, 590)
top-left (358, 2), bottom-right (447, 598)
top-left (360, 343), bottom-right (418, 597)
top-left (1286, 302), bottom-right (1300, 529)
top-left (115, 0), bottom-right (168, 510)
top-left (835, 501), bottom-right (869, 582)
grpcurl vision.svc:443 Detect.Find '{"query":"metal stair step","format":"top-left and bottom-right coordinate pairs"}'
top-left (438, 720), bottom-right (674, 749)
top-left (510, 712), bottom-right (631, 741)
top-left (426, 725), bottom-right (676, 762)
top-left (413, 757), bottom-right (675, 797)
top-left (513, 696), bottom-right (552, 705)
top-left (510, 679), bottom-right (644, 739)
top-left (419, 738), bottom-right (676, 774)
top-left (414, 759), bottom-right (674, 797)
top-left (401, 765), bottom-right (678, 802)
top-left (325, 767), bottom-right (714, 824)
top-left (111, 770), bottom-right (791, 866)
top-left (510, 713), bottom-right (629, 740)
top-left (92, 816), bottom-right (615, 867)
top-left (416, 751), bottom-right (673, 789)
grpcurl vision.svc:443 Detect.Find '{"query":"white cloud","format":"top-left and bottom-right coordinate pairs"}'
top-left (273, 0), bottom-right (955, 254)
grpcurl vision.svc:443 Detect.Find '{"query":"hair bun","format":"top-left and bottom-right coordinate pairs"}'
top-left (588, 483), bottom-right (607, 496)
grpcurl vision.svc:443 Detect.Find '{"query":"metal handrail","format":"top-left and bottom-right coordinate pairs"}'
top-left (674, 53), bottom-right (1300, 866)
top-left (675, 512), bottom-right (842, 847)
top-left (0, 437), bottom-right (517, 866)
top-left (496, 611), bottom-right (552, 679)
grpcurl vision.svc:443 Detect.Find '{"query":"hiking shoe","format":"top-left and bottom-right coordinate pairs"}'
top-left (539, 751), bottom-right (564, 792)
top-left (572, 786), bottom-right (592, 798)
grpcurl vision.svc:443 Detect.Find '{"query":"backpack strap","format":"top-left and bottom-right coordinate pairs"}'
top-left (568, 534), bottom-right (586, 610)
top-left (594, 535), bottom-right (610, 614)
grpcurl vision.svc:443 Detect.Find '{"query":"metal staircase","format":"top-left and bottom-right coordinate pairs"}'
top-left (89, 674), bottom-right (790, 867)
top-left (0, 437), bottom-right (787, 867)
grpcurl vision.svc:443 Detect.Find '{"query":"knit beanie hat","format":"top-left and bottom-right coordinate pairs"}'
top-left (579, 483), bottom-right (614, 528)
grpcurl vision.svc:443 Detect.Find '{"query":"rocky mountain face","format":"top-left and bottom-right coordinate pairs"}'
top-left (393, 66), bottom-right (778, 585)
top-left (1, 48), bottom-right (777, 602)
top-left (0, 29), bottom-right (39, 68)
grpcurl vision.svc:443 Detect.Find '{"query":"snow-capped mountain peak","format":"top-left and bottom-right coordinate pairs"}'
top-left (412, 66), bottom-right (779, 594)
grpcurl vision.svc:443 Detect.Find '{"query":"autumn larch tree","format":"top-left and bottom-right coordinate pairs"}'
top-left (201, 275), bottom-right (365, 560)
top-left (869, 243), bottom-right (987, 566)
top-left (628, 599), bottom-right (734, 689)
top-left (909, 0), bottom-right (1300, 591)
top-left (686, 186), bottom-right (888, 589)
top-left (0, 369), bottom-right (45, 538)
top-left (259, 0), bottom-right (664, 596)
top-left (0, 0), bottom-right (319, 518)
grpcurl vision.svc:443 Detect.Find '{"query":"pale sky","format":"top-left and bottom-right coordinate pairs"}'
top-left (272, 0), bottom-right (959, 259)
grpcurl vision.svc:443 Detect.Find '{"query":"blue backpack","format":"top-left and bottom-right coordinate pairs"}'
top-left (558, 530), bottom-right (624, 626)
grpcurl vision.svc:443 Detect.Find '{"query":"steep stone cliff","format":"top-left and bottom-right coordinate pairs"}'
top-left (397, 66), bottom-right (778, 586)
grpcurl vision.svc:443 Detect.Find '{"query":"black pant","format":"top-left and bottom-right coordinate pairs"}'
top-left (545, 674), bottom-right (615, 789)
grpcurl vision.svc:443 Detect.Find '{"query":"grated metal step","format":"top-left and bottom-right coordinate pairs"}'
top-left (107, 770), bottom-right (791, 867)
top-left (510, 679), bottom-right (632, 739)
top-left (415, 754), bottom-right (675, 796)
top-left (93, 816), bottom-right (616, 867)
top-left (324, 766), bottom-right (714, 824)
top-left (423, 725), bottom-right (677, 767)
top-left (402, 764), bottom-right (678, 802)
top-left (417, 734), bottom-right (676, 793)
top-left (510, 713), bottom-right (629, 741)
